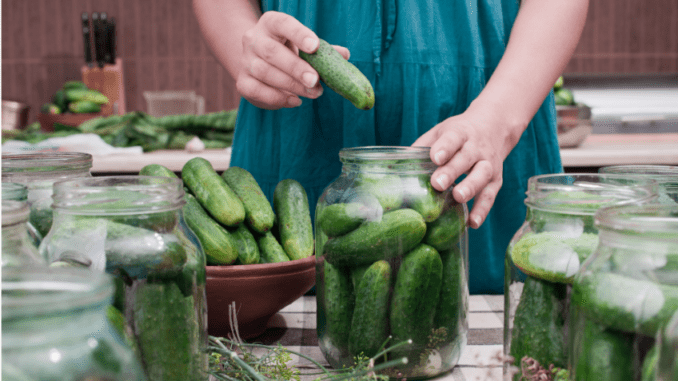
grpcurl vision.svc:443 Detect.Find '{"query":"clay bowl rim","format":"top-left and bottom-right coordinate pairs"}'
top-left (206, 255), bottom-right (316, 278)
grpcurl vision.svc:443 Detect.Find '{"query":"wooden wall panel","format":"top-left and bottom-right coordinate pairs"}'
top-left (2, 0), bottom-right (676, 124)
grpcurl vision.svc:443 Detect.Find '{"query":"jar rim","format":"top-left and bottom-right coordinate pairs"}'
top-left (1, 152), bottom-right (93, 173)
top-left (525, 173), bottom-right (656, 215)
top-left (339, 146), bottom-right (431, 161)
top-left (2, 200), bottom-right (30, 227)
top-left (2, 266), bottom-right (113, 320)
top-left (599, 165), bottom-right (678, 176)
top-left (52, 175), bottom-right (185, 214)
top-left (595, 204), bottom-right (678, 234)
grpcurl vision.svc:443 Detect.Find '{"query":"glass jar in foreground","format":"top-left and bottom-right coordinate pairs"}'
top-left (316, 146), bottom-right (469, 379)
top-left (2, 266), bottom-right (146, 381)
top-left (503, 174), bottom-right (655, 381)
top-left (2, 152), bottom-right (93, 245)
top-left (2, 200), bottom-right (44, 267)
top-left (600, 165), bottom-right (678, 205)
top-left (569, 204), bottom-right (678, 380)
top-left (39, 176), bottom-right (208, 381)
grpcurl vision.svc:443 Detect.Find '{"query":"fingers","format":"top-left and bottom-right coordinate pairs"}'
top-left (259, 11), bottom-right (319, 54)
top-left (465, 177), bottom-right (502, 229)
top-left (236, 76), bottom-right (303, 110)
top-left (332, 45), bottom-right (350, 60)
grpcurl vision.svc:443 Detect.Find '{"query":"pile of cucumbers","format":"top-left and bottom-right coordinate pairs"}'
top-left (139, 158), bottom-right (314, 266)
top-left (315, 172), bottom-right (467, 377)
top-left (41, 80), bottom-right (109, 115)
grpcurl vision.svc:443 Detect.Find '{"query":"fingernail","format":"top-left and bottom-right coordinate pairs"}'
top-left (472, 215), bottom-right (482, 227)
top-left (436, 174), bottom-right (448, 189)
top-left (287, 96), bottom-right (302, 107)
top-left (306, 85), bottom-right (323, 96)
top-left (456, 187), bottom-right (468, 201)
top-left (302, 72), bottom-right (318, 88)
top-left (434, 150), bottom-right (447, 165)
top-left (303, 37), bottom-right (318, 52)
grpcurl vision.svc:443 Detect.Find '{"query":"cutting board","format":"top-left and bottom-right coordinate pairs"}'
top-left (81, 58), bottom-right (126, 115)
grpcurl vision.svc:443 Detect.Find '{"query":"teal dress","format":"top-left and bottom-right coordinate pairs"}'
top-left (230, 0), bottom-right (563, 294)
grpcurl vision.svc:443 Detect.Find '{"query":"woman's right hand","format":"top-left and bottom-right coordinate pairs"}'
top-left (237, 11), bottom-right (349, 110)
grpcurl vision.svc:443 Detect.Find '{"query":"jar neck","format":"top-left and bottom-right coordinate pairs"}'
top-left (339, 146), bottom-right (436, 175)
top-left (2, 221), bottom-right (31, 248)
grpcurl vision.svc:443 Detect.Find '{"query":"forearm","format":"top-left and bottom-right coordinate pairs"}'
top-left (469, 0), bottom-right (589, 150)
top-left (193, 0), bottom-right (261, 80)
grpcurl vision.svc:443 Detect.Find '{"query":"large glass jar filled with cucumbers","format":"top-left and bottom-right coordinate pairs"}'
top-left (315, 146), bottom-right (469, 379)
top-left (569, 204), bottom-right (678, 381)
top-left (503, 174), bottom-right (654, 380)
top-left (39, 176), bottom-right (208, 381)
top-left (2, 200), bottom-right (44, 268)
top-left (599, 165), bottom-right (678, 205)
top-left (656, 307), bottom-right (678, 380)
top-left (2, 266), bottom-right (147, 381)
top-left (2, 152), bottom-right (93, 246)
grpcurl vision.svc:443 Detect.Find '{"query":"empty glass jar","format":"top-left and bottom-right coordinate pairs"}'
top-left (503, 174), bottom-right (655, 380)
top-left (569, 204), bottom-right (678, 380)
top-left (2, 152), bottom-right (93, 246)
top-left (316, 146), bottom-right (469, 379)
top-left (2, 266), bottom-right (146, 381)
top-left (39, 176), bottom-right (208, 381)
top-left (599, 165), bottom-right (678, 205)
top-left (2, 200), bottom-right (44, 268)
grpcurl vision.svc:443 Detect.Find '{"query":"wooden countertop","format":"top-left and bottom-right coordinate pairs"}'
top-left (90, 133), bottom-right (678, 173)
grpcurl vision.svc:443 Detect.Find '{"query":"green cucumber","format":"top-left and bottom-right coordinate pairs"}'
top-left (573, 320), bottom-right (634, 380)
top-left (317, 202), bottom-right (373, 237)
top-left (572, 272), bottom-right (678, 336)
top-left (64, 88), bottom-right (109, 104)
top-left (273, 179), bottom-right (314, 260)
top-left (423, 203), bottom-right (466, 251)
top-left (319, 259), bottom-right (354, 351)
top-left (221, 166), bottom-right (275, 233)
top-left (229, 223), bottom-right (260, 265)
top-left (131, 281), bottom-right (206, 381)
top-left (69, 100), bottom-right (101, 113)
top-left (257, 231), bottom-right (290, 263)
top-left (182, 157), bottom-right (245, 227)
top-left (348, 260), bottom-right (392, 358)
top-left (299, 38), bottom-right (374, 110)
top-left (403, 174), bottom-right (445, 222)
top-left (355, 174), bottom-right (404, 212)
top-left (641, 343), bottom-right (658, 381)
top-left (434, 247), bottom-right (466, 334)
top-left (390, 244), bottom-right (444, 349)
top-left (509, 275), bottom-right (567, 378)
top-left (52, 89), bottom-right (68, 111)
top-left (350, 264), bottom-right (371, 291)
top-left (40, 103), bottom-right (61, 115)
top-left (183, 192), bottom-right (238, 265)
top-left (63, 80), bottom-right (89, 90)
top-left (139, 164), bottom-right (179, 179)
top-left (324, 208), bottom-right (426, 268)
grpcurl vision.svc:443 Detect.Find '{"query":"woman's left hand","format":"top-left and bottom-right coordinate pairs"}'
top-left (412, 103), bottom-right (525, 230)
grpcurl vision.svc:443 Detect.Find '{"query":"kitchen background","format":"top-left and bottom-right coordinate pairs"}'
top-left (2, 0), bottom-right (678, 124)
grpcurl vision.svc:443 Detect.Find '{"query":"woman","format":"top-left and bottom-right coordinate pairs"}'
top-left (193, 0), bottom-right (588, 294)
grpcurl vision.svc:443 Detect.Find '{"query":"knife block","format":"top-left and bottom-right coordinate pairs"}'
top-left (81, 58), bottom-right (126, 115)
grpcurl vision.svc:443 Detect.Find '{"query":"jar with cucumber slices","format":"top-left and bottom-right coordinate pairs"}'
top-left (39, 176), bottom-right (208, 381)
top-left (503, 174), bottom-right (655, 381)
top-left (315, 146), bottom-right (469, 379)
top-left (568, 204), bottom-right (678, 381)
top-left (599, 165), bottom-right (678, 205)
top-left (2, 266), bottom-right (146, 381)
top-left (2, 152), bottom-right (93, 247)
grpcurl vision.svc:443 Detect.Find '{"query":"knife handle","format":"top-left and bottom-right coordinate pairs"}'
top-left (81, 12), bottom-right (93, 67)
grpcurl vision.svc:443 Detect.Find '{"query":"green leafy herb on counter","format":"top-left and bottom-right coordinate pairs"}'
top-left (2, 109), bottom-right (238, 152)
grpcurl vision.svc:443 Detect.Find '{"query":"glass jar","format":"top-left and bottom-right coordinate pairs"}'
top-left (657, 308), bottom-right (678, 381)
top-left (315, 146), bottom-right (469, 379)
top-left (2, 182), bottom-right (43, 246)
top-left (39, 176), bottom-right (208, 381)
top-left (503, 174), bottom-right (655, 380)
top-left (569, 204), bottom-right (678, 380)
top-left (600, 165), bottom-right (678, 205)
top-left (2, 200), bottom-right (44, 267)
top-left (2, 266), bottom-right (147, 381)
top-left (2, 152), bottom-right (93, 244)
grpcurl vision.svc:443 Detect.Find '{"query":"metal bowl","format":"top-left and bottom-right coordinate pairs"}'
top-left (557, 104), bottom-right (592, 148)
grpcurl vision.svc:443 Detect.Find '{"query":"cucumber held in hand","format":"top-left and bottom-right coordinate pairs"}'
top-left (299, 39), bottom-right (375, 110)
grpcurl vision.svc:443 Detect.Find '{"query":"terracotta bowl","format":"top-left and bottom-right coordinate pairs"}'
top-left (206, 256), bottom-right (316, 340)
top-left (37, 112), bottom-right (105, 132)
